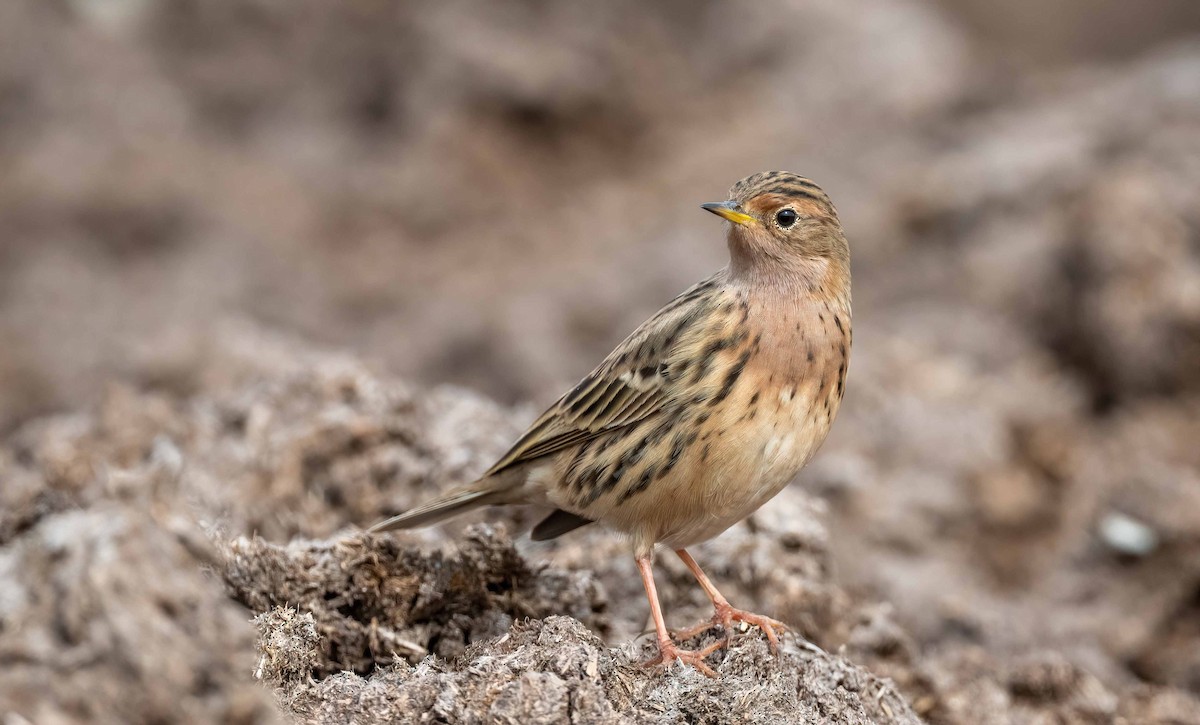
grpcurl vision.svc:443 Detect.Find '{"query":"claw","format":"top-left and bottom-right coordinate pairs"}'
top-left (674, 602), bottom-right (789, 654)
top-left (643, 638), bottom-right (724, 678)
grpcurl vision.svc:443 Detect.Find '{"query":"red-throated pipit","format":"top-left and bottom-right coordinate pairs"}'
top-left (373, 171), bottom-right (852, 677)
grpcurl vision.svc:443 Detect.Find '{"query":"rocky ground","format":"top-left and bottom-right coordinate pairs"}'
top-left (2, 326), bottom-right (1198, 724)
top-left (2, 0), bottom-right (1200, 723)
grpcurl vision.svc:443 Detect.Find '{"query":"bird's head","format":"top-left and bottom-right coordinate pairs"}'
top-left (702, 172), bottom-right (848, 280)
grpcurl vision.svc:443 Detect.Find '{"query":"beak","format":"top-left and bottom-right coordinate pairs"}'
top-left (701, 201), bottom-right (756, 226)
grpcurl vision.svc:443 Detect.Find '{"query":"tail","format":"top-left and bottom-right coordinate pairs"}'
top-left (369, 487), bottom-right (506, 533)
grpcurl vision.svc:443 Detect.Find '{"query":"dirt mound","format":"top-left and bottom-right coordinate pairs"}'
top-left (224, 525), bottom-right (608, 675)
top-left (3, 328), bottom-right (1199, 723)
top-left (0, 488), bottom-right (277, 724)
top-left (267, 616), bottom-right (919, 725)
top-left (0, 328), bottom-right (922, 724)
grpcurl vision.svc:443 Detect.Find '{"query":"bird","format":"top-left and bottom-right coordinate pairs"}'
top-left (371, 171), bottom-right (852, 677)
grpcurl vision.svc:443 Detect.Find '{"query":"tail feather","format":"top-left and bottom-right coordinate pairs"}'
top-left (369, 488), bottom-right (503, 533)
top-left (531, 509), bottom-right (594, 541)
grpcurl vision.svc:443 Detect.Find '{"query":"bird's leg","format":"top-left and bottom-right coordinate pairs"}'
top-left (635, 553), bottom-right (723, 677)
top-left (671, 549), bottom-right (788, 653)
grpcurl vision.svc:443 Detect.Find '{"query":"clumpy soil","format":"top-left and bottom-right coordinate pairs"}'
top-left (0, 334), bottom-right (921, 724)
top-left (3, 328), bottom-right (1199, 723)
top-left (3, 0), bottom-right (1200, 722)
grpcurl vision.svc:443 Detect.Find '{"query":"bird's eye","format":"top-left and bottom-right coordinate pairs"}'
top-left (775, 209), bottom-right (798, 228)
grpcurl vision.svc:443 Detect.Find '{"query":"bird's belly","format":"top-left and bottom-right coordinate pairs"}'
top-left (678, 403), bottom-right (829, 544)
top-left (594, 384), bottom-right (834, 551)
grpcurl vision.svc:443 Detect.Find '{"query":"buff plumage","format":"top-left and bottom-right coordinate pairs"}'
top-left (372, 171), bottom-right (851, 676)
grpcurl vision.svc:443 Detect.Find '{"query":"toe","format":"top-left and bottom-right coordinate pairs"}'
top-left (671, 622), bottom-right (712, 641)
top-left (689, 658), bottom-right (718, 678)
top-left (643, 641), bottom-right (721, 678)
top-left (697, 639), bottom-right (726, 657)
top-left (722, 608), bottom-right (790, 652)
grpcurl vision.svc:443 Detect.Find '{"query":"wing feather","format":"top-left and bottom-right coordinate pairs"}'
top-left (482, 275), bottom-right (725, 478)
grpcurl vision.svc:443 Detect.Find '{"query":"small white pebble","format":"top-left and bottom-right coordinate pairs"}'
top-left (1098, 512), bottom-right (1159, 557)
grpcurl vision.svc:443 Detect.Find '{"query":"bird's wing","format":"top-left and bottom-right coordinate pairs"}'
top-left (482, 275), bottom-right (726, 478)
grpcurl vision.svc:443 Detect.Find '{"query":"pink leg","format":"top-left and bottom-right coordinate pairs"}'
top-left (636, 553), bottom-right (723, 677)
top-left (671, 549), bottom-right (788, 653)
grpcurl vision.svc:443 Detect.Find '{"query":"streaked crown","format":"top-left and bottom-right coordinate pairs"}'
top-left (729, 171), bottom-right (835, 216)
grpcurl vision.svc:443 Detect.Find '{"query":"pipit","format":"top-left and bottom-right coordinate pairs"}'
top-left (373, 171), bottom-right (852, 677)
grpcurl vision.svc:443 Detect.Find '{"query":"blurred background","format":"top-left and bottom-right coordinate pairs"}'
top-left (3, 0), bottom-right (1199, 423)
top-left (3, 0), bottom-right (1200, 719)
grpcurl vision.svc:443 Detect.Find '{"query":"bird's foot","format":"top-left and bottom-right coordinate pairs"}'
top-left (643, 638), bottom-right (724, 678)
top-left (673, 603), bottom-right (789, 654)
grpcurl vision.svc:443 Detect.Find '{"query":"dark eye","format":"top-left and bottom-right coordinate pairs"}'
top-left (775, 209), bottom-right (798, 228)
